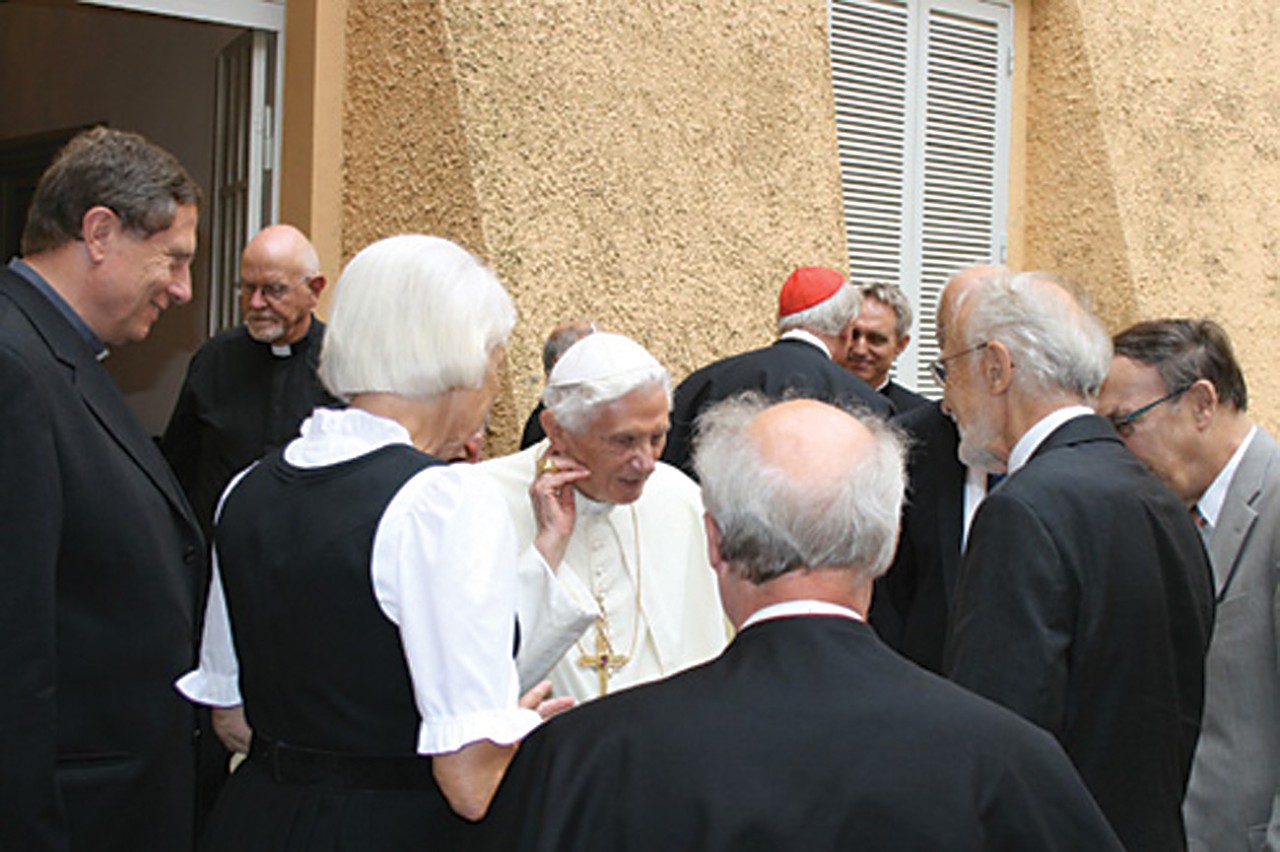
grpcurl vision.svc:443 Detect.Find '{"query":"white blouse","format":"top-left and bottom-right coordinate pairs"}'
top-left (176, 407), bottom-right (542, 755)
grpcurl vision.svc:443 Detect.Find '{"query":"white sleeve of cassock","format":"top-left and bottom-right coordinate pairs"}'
top-left (514, 547), bottom-right (596, 690)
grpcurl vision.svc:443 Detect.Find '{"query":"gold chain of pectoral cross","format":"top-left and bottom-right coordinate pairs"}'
top-left (574, 505), bottom-right (642, 696)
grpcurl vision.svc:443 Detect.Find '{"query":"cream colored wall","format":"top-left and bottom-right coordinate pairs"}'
top-left (285, 0), bottom-right (1280, 440)
top-left (1023, 0), bottom-right (1280, 431)
top-left (325, 0), bottom-right (848, 452)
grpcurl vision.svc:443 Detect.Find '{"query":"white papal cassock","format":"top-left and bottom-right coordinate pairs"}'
top-left (481, 439), bottom-right (729, 702)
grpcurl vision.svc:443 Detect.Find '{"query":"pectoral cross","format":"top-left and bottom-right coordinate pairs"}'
top-left (576, 625), bottom-right (629, 696)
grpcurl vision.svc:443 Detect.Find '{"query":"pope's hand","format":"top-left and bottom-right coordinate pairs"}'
top-left (530, 451), bottom-right (589, 569)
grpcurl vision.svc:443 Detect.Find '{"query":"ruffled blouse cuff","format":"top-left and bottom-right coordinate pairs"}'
top-left (417, 706), bottom-right (542, 755)
top-left (174, 668), bottom-right (242, 708)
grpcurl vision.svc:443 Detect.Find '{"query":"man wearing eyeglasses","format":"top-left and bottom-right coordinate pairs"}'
top-left (938, 271), bottom-right (1214, 852)
top-left (162, 224), bottom-right (339, 540)
top-left (1100, 319), bottom-right (1280, 852)
top-left (160, 224), bottom-right (340, 826)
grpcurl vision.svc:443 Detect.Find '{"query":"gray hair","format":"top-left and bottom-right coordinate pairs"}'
top-left (540, 332), bottom-right (672, 434)
top-left (693, 393), bottom-right (906, 585)
top-left (319, 235), bottom-right (515, 401)
top-left (856, 281), bottom-right (913, 339)
top-left (956, 271), bottom-right (1112, 402)
top-left (776, 283), bottom-right (862, 337)
top-left (542, 373), bottom-right (671, 435)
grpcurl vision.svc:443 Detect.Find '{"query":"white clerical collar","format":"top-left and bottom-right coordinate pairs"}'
top-left (270, 343), bottom-right (293, 357)
top-left (574, 488), bottom-right (619, 517)
top-left (778, 328), bottom-right (834, 359)
top-left (1197, 425), bottom-right (1257, 529)
top-left (741, 599), bottom-right (863, 631)
top-left (1007, 405), bottom-right (1094, 474)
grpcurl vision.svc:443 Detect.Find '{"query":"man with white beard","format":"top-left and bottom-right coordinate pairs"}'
top-left (937, 270), bottom-right (1215, 852)
top-left (162, 224), bottom-right (340, 540)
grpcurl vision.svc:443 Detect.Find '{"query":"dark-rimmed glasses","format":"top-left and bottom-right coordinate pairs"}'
top-left (1106, 386), bottom-right (1190, 437)
top-left (929, 342), bottom-right (988, 385)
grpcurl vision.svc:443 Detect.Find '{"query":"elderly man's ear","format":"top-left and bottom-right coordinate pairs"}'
top-left (982, 341), bottom-right (1015, 394)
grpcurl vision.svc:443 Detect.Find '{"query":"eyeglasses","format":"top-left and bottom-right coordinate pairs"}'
top-left (1106, 386), bottom-right (1190, 437)
top-left (929, 342), bottom-right (988, 385)
top-left (239, 276), bottom-right (313, 302)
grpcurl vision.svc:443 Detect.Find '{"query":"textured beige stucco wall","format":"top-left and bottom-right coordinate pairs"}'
top-left (341, 0), bottom-right (848, 452)
top-left (1024, 0), bottom-right (1280, 431)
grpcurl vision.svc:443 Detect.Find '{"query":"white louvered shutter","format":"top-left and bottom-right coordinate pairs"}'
top-left (829, 0), bottom-right (1012, 397)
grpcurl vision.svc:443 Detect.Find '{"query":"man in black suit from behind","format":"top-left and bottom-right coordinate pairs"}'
top-left (0, 127), bottom-right (205, 851)
top-left (940, 271), bottom-right (1215, 852)
top-left (663, 266), bottom-right (891, 478)
top-left (477, 395), bottom-right (1123, 852)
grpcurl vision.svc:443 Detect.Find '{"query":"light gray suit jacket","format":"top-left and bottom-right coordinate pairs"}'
top-left (1185, 427), bottom-right (1280, 852)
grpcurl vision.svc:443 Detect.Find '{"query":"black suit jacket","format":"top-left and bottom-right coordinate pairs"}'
top-left (945, 413), bottom-right (1215, 852)
top-left (870, 401), bottom-right (965, 672)
top-left (0, 267), bottom-right (203, 851)
top-left (518, 401), bottom-right (546, 449)
top-left (478, 616), bottom-right (1123, 852)
top-left (880, 378), bottom-right (928, 413)
top-left (663, 338), bottom-right (892, 477)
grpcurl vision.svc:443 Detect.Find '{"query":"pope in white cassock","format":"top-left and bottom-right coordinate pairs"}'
top-left (482, 333), bottom-right (729, 701)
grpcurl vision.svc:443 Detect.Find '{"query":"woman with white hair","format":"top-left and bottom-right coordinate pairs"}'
top-left (178, 235), bottom-right (568, 849)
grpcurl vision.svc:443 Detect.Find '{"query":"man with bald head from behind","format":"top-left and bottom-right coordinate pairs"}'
top-left (477, 396), bottom-right (1123, 852)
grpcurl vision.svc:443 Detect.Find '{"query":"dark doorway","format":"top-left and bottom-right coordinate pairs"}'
top-left (0, 126), bottom-right (89, 261)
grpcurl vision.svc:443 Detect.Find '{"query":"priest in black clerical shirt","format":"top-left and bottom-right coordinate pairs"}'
top-left (474, 396), bottom-right (1122, 852)
top-left (162, 224), bottom-right (340, 541)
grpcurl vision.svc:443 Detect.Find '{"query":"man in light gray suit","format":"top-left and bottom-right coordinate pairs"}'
top-left (1100, 318), bottom-right (1280, 852)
